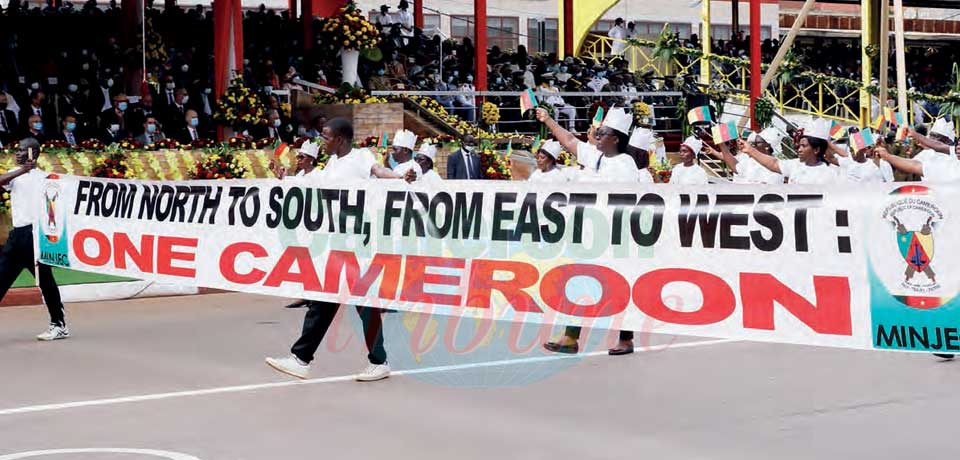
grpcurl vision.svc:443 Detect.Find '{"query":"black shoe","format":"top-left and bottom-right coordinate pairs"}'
top-left (933, 353), bottom-right (955, 360)
top-left (608, 343), bottom-right (635, 356)
top-left (285, 300), bottom-right (310, 309)
top-left (543, 341), bottom-right (579, 354)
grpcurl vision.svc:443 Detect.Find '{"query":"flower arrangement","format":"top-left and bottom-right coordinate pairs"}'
top-left (481, 102), bottom-right (500, 126)
top-left (319, 1), bottom-right (381, 51)
top-left (556, 150), bottom-right (574, 167)
top-left (315, 83), bottom-right (387, 105)
top-left (148, 138), bottom-right (181, 151)
top-left (478, 144), bottom-right (511, 180)
top-left (118, 138), bottom-right (144, 151)
top-left (191, 138), bottom-right (217, 150)
top-left (79, 139), bottom-right (105, 152)
top-left (41, 139), bottom-right (72, 152)
top-left (407, 96), bottom-right (517, 142)
top-left (255, 137), bottom-right (277, 149)
top-left (91, 152), bottom-right (131, 179)
top-left (227, 136), bottom-right (257, 150)
top-left (193, 151), bottom-right (249, 180)
top-left (633, 101), bottom-right (652, 125)
top-left (0, 189), bottom-right (10, 215)
top-left (215, 76), bottom-right (268, 131)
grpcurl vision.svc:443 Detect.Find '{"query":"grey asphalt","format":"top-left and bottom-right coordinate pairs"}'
top-left (0, 293), bottom-right (956, 460)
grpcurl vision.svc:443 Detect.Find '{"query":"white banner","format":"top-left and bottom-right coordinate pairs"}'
top-left (34, 175), bottom-right (960, 353)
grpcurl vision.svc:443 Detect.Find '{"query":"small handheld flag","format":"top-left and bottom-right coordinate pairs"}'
top-left (883, 107), bottom-right (905, 126)
top-left (505, 140), bottom-right (513, 156)
top-left (519, 88), bottom-right (538, 114)
top-left (379, 133), bottom-right (389, 148)
top-left (687, 106), bottom-right (712, 124)
top-left (532, 135), bottom-right (541, 151)
top-left (711, 120), bottom-right (739, 144)
top-left (829, 121), bottom-right (845, 140)
top-left (273, 141), bottom-right (290, 158)
top-left (850, 128), bottom-right (876, 152)
top-left (896, 125), bottom-right (910, 142)
top-left (592, 107), bottom-right (604, 128)
top-left (871, 113), bottom-right (885, 131)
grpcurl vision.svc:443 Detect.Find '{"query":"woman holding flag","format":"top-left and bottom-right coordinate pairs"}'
top-left (705, 128), bottom-right (785, 184)
top-left (825, 130), bottom-right (894, 183)
top-left (743, 119), bottom-right (838, 184)
top-left (535, 106), bottom-right (641, 355)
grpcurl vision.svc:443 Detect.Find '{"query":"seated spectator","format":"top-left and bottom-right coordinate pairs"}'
top-left (99, 94), bottom-right (130, 135)
top-left (135, 116), bottom-right (165, 146)
top-left (56, 115), bottom-right (82, 146)
top-left (455, 76), bottom-right (476, 123)
top-left (24, 114), bottom-right (46, 143)
top-left (0, 93), bottom-right (20, 145)
top-left (177, 110), bottom-right (204, 144)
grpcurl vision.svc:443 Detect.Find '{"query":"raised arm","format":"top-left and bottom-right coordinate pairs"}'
top-left (535, 108), bottom-right (579, 154)
top-left (824, 141), bottom-right (848, 166)
top-left (0, 161), bottom-right (34, 188)
top-left (371, 164), bottom-right (404, 179)
top-left (741, 140), bottom-right (782, 174)
top-left (910, 128), bottom-right (952, 154)
top-left (712, 141), bottom-right (740, 172)
top-left (876, 147), bottom-right (923, 176)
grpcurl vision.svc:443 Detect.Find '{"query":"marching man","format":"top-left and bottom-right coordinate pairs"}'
top-left (0, 138), bottom-right (68, 340)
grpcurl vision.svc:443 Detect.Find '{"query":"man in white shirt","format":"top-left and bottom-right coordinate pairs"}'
top-left (670, 136), bottom-right (709, 184)
top-left (0, 138), bottom-right (68, 341)
top-left (456, 76), bottom-right (477, 122)
top-left (609, 18), bottom-right (627, 55)
top-left (267, 118), bottom-right (405, 383)
top-left (396, 0), bottom-right (414, 39)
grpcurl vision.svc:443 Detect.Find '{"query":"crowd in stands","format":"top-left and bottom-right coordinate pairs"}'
top-left (0, 0), bottom-right (958, 146)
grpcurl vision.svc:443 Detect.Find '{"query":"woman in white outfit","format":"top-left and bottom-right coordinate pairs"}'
top-left (528, 140), bottom-right (572, 182)
top-left (408, 143), bottom-right (443, 184)
top-left (745, 119), bottom-right (839, 184)
top-left (627, 126), bottom-right (655, 184)
top-left (270, 140), bottom-right (321, 179)
top-left (670, 136), bottom-right (709, 185)
top-left (706, 128), bottom-right (785, 184)
top-left (826, 139), bottom-right (894, 183)
top-left (536, 106), bottom-right (642, 355)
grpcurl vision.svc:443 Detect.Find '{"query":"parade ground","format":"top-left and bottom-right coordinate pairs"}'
top-left (0, 292), bottom-right (954, 460)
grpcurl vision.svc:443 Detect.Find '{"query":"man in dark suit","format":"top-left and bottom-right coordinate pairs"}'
top-left (252, 109), bottom-right (293, 142)
top-left (25, 90), bottom-right (55, 134)
top-left (0, 93), bottom-right (20, 146)
top-left (164, 88), bottom-right (190, 135)
top-left (99, 94), bottom-right (131, 136)
top-left (55, 115), bottom-right (83, 146)
top-left (99, 122), bottom-right (127, 145)
top-left (446, 133), bottom-right (484, 179)
top-left (128, 93), bottom-right (157, 137)
top-left (176, 110), bottom-right (204, 145)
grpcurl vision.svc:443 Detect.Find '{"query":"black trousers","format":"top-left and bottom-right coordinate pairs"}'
top-left (0, 226), bottom-right (64, 326)
top-left (291, 301), bottom-right (387, 365)
top-left (563, 326), bottom-right (633, 341)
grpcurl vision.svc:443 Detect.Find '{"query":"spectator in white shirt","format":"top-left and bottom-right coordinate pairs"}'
top-left (540, 75), bottom-right (576, 131)
top-left (456, 76), bottom-right (477, 122)
top-left (609, 18), bottom-right (627, 55)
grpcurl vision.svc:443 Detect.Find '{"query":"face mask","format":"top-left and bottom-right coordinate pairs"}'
top-left (204, 88), bottom-right (212, 94)
top-left (117, 102), bottom-right (128, 111)
top-left (272, 119), bottom-right (281, 128)
top-left (263, 86), bottom-right (273, 94)
top-left (166, 82), bottom-right (175, 90)
top-left (495, 77), bottom-right (502, 84)
top-left (243, 59), bottom-right (250, 65)
top-left (66, 122), bottom-right (76, 131)
top-left (82, 63), bottom-right (90, 70)
top-left (109, 124), bottom-right (120, 133)
top-left (32, 122), bottom-right (43, 130)
top-left (106, 78), bottom-right (114, 88)
top-left (377, 69), bottom-right (385, 76)
top-left (30, 82), bottom-right (40, 90)
top-left (181, 95), bottom-right (189, 104)
top-left (467, 76), bottom-right (473, 82)
top-left (146, 124), bottom-right (157, 134)
top-left (560, 66), bottom-right (567, 72)
top-left (190, 117), bottom-right (199, 127)
top-left (81, 49), bottom-right (88, 56)
top-left (67, 84), bottom-right (78, 93)
top-left (181, 65), bottom-right (189, 72)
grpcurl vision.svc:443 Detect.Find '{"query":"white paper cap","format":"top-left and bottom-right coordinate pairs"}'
top-left (931, 118), bottom-right (956, 142)
top-left (298, 140), bottom-right (320, 159)
top-left (540, 140), bottom-right (562, 160)
top-left (392, 129), bottom-right (418, 150)
top-left (417, 143), bottom-right (437, 161)
top-left (601, 107), bottom-right (633, 135)
top-left (628, 127), bottom-right (654, 150)
top-left (758, 127), bottom-right (785, 154)
top-left (682, 135), bottom-right (703, 153)
top-left (806, 118), bottom-right (833, 141)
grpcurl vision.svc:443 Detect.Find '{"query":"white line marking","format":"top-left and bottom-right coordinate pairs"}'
top-left (0, 448), bottom-right (201, 459)
top-left (0, 339), bottom-right (736, 417)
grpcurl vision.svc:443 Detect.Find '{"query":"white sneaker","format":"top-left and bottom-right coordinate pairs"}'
top-left (356, 363), bottom-right (390, 382)
top-left (265, 355), bottom-right (310, 380)
top-left (36, 324), bottom-right (69, 341)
